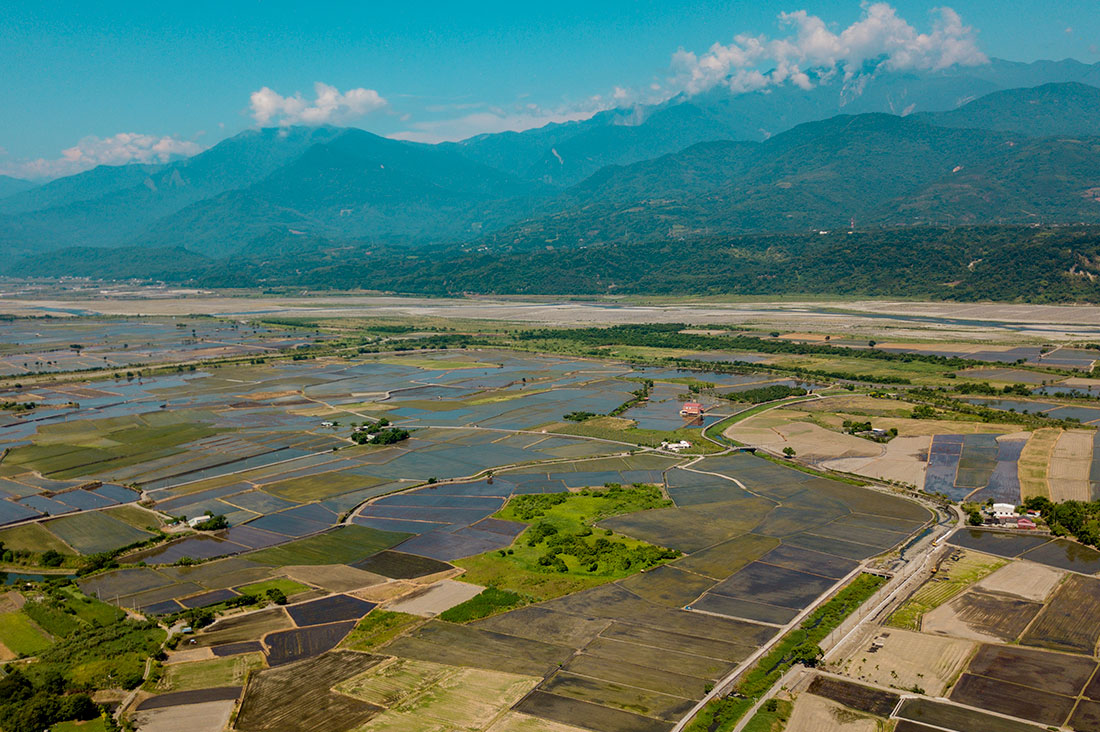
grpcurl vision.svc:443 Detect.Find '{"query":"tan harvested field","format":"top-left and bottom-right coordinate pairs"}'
top-left (842, 628), bottom-right (974, 696)
top-left (132, 700), bottom-right (236, 732)
top-left (353, 581), bottom-right (419, 604)
top-left (794, 395), bottom-right (915, 416)
top-left (1020, 429), bottom-right (1060, 500)
top-left (787, 693), bottom-right (883, 732)
top-left (486, 712), bottom-right (590, 732)
top-left (974, 561), bottom-right (1064, 602)
top-left (164, 647), bottom-right (214, 664)
top-left (385, 579), bottom-right (484, 617)
top-left (727, 412), bottom-right (882, 462)
top-left (339, 657), bottom-right (539, 731)
top-left (1048, 429), bottom-right (1094, 502)
top-left (283, 564), bottom-right (388, 593)
top-left (922, 590), bottom-right (1040, 644)
top-left (824, 436), bottom-right (929, 487)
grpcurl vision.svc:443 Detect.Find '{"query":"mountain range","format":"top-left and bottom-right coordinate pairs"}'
top-left (2, 58), bottom-right (1100, 291)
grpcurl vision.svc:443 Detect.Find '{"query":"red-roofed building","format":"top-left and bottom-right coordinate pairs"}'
top-left (1017, 517), bottom-right (1036, 530)
top-left (680, 402), bottom-right (704, 416)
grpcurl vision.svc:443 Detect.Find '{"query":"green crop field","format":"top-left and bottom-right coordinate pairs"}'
top-left (0, 609), bottom-right (53, 656)
top-left (248, 525), bottom-right (410, 566)
top-left (4, 415), bottom-right (218, 480)
top-left (0, 522), bottom-right (76, 555)
top-left (105, 504), bottom-right (162, 531)
top-left (237, 578), bottom-right (312, 598)
top-left (44, 511), bottom-right (155, 555)
top-left (264, 471), bottom-right (383, 502)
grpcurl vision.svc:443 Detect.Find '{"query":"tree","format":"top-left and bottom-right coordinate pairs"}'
top-left (968, 509), bottom-right (983, 526)
top-left (193, 514), bottom-right (228, 531)
top-left (790, 641), bottom-right (822, 667)
top-left (265, 588), bottom-right (287, 605)
top-left (41, 549), bottom-right (64, 567)
top-left (782, 447), bottom-right (796, 457)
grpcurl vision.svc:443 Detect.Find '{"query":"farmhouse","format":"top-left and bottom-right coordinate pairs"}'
top-left (680, 401), bottom-right (704, 417)
top-left (992, 503), bottom-right (1018, 519)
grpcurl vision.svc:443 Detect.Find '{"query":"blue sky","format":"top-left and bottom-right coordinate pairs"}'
top-left (2, 0), bottom-right (1098, 178)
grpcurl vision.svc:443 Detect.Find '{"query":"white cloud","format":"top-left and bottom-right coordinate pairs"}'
top-left (1, 133), bottom-right (203, 180)
top-left (250, 82), bottom-right (387, 126)
top-left (671, 3), bottom-right (987, 96)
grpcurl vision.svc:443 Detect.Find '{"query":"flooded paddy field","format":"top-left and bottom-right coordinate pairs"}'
top-left (0, 316), bottom-right (318, 376)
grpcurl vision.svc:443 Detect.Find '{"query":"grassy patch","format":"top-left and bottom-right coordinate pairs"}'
top-left (496, 486), bottom-right (679, 576)
top-left (455, 485), bottom-right (679, 602)
top-left (686, 573), bottom-right (887, 732)
top-left (340, 610), bottom-right (423, 651)
top-left (23, 600), bottom-right (83, 638)
top-left (887, 552), bottom-right (1005, 630)
top-left (437, 587), bottom-right (528, 623)
top-left (50, 718), bottom-right (109, 732)
top-left (0, 610), bottom-right (53, 656)
top-left (451, 553), bottom-right (609, 602)
top-left (56, 587), bottom-right (125, 627)
top-left (32, 620), bottom-right (166, 689)
top-left (742, 698), bottom-right (794, 732)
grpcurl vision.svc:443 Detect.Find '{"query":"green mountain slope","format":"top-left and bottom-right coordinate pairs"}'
top-left (137, 128), bottom-right (551, 257)
top-left (485, 114), bottom-right (1026, 247)
top-left (917, 82), bottom-right (1100, 136)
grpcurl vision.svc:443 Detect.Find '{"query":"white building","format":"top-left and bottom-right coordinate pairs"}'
top-left (992, 503), bottom-right (1017, 518)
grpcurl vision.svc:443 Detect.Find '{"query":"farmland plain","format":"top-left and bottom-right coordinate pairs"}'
top-left (2, 305), bottom-right (1100, 732)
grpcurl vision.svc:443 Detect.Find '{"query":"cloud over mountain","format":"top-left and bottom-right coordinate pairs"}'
top-left (250, 82), bottom-right (388, 126)
top-left (2, 133), bottom-right (203, 179)
top-left (671, 3), bottom-right (987, 95)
